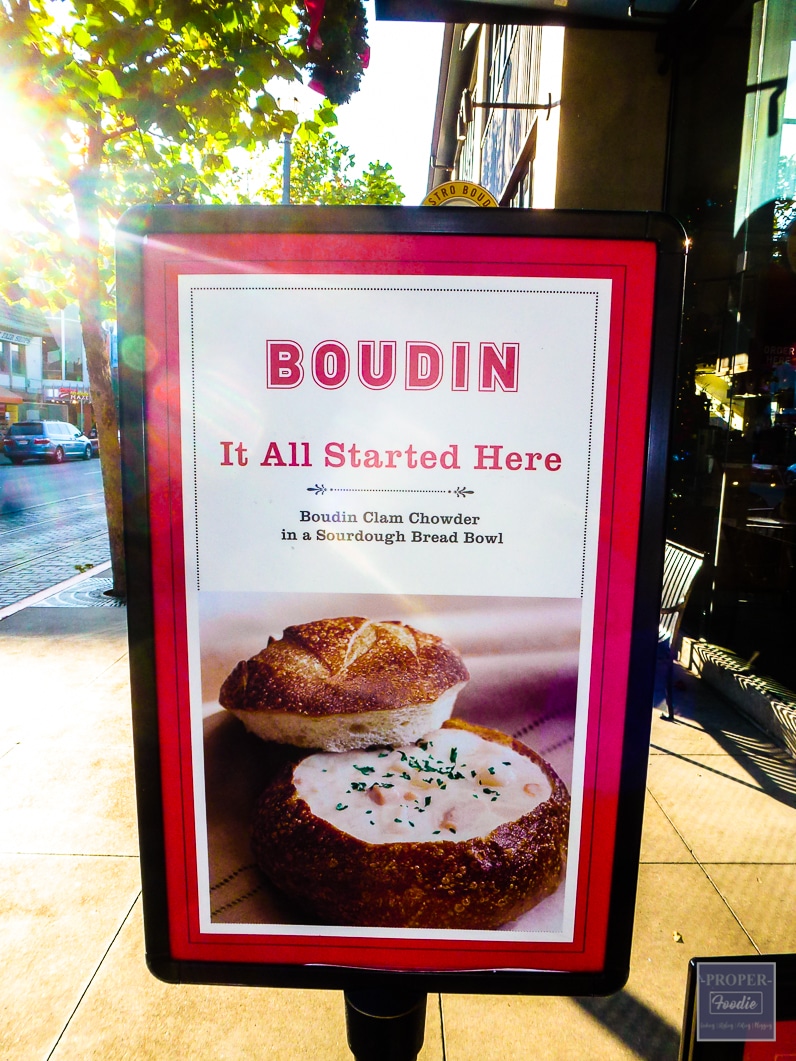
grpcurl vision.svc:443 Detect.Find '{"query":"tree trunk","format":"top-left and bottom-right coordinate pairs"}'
top-left (70, 137), bottom-right (126, 598)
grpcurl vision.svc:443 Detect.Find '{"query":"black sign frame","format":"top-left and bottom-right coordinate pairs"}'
top-left (117, 205), bottom-right (685, 995)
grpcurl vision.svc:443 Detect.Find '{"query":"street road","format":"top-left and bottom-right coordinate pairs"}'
top-left (0, 456), bottom-right (111, 608)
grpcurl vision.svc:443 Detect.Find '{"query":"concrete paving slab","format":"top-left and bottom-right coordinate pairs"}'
top-left (441, 863), bottom-right (755, 1061)
top-left (0, 737), bottom-right (138, 856)
top-left (626, 863), bottom-right (755, 1027)
top-left (0, 611), bottom-right (138, 857)
top-left (49, 900), bottom-right (445, 1061)
top-left (646, 750), bottom-right (796, 864)
top-left (702, 863), bottom-right (796, 952)
top-left (0, 605), bottom-right (127, 641)
top-left (0, 609), bottom-right (129, 727)
top-left (0, 635), bottom-right (127, 692)
top-left (1, 589), bottom-right (793, 1059)
top-left (0, 854), bottom-right (140, 1061)
top-left (25, 657), bottom-right (134, 749)
top-left (649, 713), bottom-right (761, 758)
top-left (639, 794), bottom-right (695, 864)
top-left (442, 993), bottom-right (648, 1061)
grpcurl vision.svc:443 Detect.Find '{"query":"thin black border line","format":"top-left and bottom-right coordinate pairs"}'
top-left (184, 279), bottom-right (604, 950)
top-left (581, 293), bottom-right (599, 597)
top-left (189, 285), bottom-right (602, 296)
top-left (190, 289), bottom-right (200, 591)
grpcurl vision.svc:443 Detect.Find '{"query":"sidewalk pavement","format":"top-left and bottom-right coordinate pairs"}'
top-left (1, 580), bottom-right (794, 1061)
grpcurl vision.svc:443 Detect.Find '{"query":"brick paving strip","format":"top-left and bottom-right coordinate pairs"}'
top-left (0, 559), bottom-right (113, 620)
top-left (0, 494), bottom-right (111, 609)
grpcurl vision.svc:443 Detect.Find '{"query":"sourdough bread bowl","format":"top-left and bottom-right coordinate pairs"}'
top-left (219, 616), bottom-right (468, 752)
top-left (251, 718), bottom-right (570, 929)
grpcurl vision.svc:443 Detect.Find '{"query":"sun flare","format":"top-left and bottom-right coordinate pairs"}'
top-left (0, 85), bottom-right (48, 236)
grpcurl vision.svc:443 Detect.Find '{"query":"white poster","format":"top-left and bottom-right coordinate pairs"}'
top-left (177, 272), bottom-right (613, 944)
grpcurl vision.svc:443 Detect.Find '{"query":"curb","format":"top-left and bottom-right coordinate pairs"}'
top-left (0, 560), bottom-right (113, 621)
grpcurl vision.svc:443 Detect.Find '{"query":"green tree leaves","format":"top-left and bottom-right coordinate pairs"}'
top-left (258, 127), bottom-right (404, 205)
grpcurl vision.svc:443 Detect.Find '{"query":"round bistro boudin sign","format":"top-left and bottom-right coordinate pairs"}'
top-left (422, 180), bottom-right (499, 207)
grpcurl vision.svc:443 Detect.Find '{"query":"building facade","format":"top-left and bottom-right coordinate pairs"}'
top-left (430, 0), bottom-right (796, 692)
top-left (0, 297), bottom-right (94, 431)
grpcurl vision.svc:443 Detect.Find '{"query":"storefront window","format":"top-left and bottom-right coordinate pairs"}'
top-left (735, 1), bottom-right (796, 235)
top-left (43, 346), bottom-right (63, 379)
top-left (10, 342), bottom-right (26, 376)
top-left (668, 0), bottom-right (796, 691)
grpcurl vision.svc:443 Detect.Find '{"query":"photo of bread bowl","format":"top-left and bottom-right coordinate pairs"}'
top-left (251, 719), bottom-right (570, 929)
top-left (200, 593), bottom-right (579, 936)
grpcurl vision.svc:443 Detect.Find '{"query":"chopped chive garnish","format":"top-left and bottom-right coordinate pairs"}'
top-left (432, 830), bottom-right (441, 835)
top-left (424, 796), bottom-right (431, 807)
top-left (353, 765), bottom-right (375, 775)
top-left (450, 748), bottom-right (458, 763)
top-left (336, 803), bottom-right (348, 811)
top-left (488, 766), bottom-right (495, 775)
top-left (394, 818), bottom-right (402, 823)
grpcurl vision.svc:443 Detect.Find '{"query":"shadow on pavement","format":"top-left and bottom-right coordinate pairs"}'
top-left (659, 665), bottom-right (796, 810)
top-left (574, 990), bottom-right (681, 1060)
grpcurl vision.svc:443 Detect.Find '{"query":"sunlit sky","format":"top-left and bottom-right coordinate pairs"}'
top-left (0, 3), bottom-right (442, 236)
top-left (320, 5), bottom-right (444, 203)
top-left (0, 102), bottom-right (47, 235)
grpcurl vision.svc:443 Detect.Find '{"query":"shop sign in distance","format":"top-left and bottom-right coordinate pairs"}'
top-left (422, 180), bottom-right (499, 208)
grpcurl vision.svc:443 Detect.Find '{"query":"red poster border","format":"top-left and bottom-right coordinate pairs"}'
top-left (126, 218), bottom-right (668, 983)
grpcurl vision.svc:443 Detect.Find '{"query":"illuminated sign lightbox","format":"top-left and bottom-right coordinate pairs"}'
top-left (117, 206), bottom-right (685, 994)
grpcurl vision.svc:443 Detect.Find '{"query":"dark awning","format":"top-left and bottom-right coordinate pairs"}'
top-left (376, 0), bottom-right (682, 27)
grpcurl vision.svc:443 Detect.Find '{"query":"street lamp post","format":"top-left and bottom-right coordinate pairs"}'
top-left (281, 131), bottom-right (292, 205)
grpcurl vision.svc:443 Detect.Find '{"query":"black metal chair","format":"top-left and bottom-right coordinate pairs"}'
top-left (659, 540), bottom-right (705, 721)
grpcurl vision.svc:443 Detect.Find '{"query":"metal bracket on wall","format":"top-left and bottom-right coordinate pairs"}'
top-left (463, 89), bottom-right (561, 124)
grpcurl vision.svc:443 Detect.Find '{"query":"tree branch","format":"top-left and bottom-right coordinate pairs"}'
top-left (101, 122), bottom-right (139, 145)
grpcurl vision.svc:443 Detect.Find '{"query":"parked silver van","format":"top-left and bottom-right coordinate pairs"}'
top-left (3, 420), bottom-right (94, 464)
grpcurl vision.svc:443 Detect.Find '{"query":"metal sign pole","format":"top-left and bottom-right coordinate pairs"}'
top-left (344, 991), bottom-right (427, 1061)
